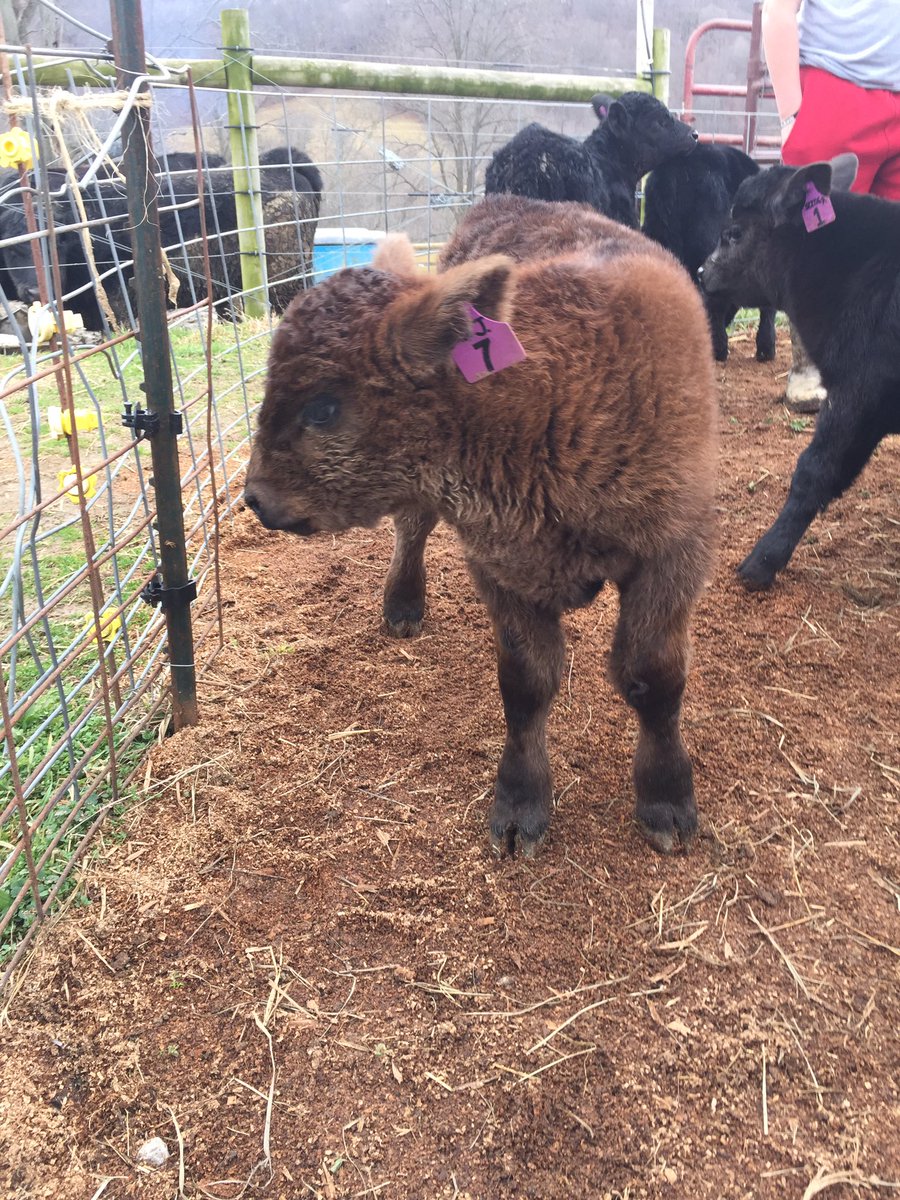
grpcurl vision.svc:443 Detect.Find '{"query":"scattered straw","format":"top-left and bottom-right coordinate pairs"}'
top-left (88, 1182), bottom-right (123, 1200)
top-left (802, 1167), bottom-right (900, 1199)
top-left (761, 1044), bottom-right (769, 1136)
top-left (525, 995), bottom-right (618, 1055)
top-left (74, 929), bottom-right (115, 974)
top-left (469, 976), bottom-right (628, 1019)
top-left (781, 1013), bottom-right (825, 1110)
top-left (498, 1046), bottom-right (596, 1086)
top-left (837, 920), bottom-right (900, 959)
top-left (167, 1104), bottom-right (186, 1197)
top-left (654, 924), bottom-right (708, 953)
top-left (748, 906), bottom-right (812, 999)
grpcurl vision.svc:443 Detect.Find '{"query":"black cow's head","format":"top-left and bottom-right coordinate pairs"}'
top-left (699, 154), bottom-right (858, 309)
top-left (604, 92), bottom-right (698, 176)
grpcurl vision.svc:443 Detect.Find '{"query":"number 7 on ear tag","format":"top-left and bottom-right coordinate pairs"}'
top-left (452, 305), bottom-right (527, 383)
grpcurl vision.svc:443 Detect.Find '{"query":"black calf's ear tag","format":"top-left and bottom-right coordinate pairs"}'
top-left (452, 305), bottom-right (526, 383)
top-left (802, 183), bottom-right (836, 232)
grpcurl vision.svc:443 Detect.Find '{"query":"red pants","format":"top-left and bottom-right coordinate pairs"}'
top-left (782, 65), bottom-right (900, 199)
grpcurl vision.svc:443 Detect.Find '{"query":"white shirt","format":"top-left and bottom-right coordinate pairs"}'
top-left (799, 0), bottom-right (900, 90)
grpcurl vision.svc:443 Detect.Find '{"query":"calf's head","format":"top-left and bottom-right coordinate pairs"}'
top-left (699, 154), bottom-right (858, 308)
top-left (605, 92), bottom-right (698, 174)
top-left (244, 236), bottom-right (514, 536)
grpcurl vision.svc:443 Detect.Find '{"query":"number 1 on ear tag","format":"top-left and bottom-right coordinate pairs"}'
top-left (452, 305), bottom-right (526, 383)
top-left (802, 182), bottom-right (836, 232)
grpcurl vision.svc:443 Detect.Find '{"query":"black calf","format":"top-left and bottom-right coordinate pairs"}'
top-left (485, 92), bottom-right (697, 229)
top-left (700, 153), bottom-right (900, 589)
top-left (644, 143), bottom-right (776, 363)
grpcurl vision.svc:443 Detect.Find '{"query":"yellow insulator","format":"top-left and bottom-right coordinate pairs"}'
top-left (81, 611), bottom-right (122, 645)
top-left (57, 465), bottom-right (97, 502)
top-left (47, 405), bottom-right (99, 438)
top-left (0, 127), bottom-right (36, 169)
top-left (28, 302), bottom-right (85, 346)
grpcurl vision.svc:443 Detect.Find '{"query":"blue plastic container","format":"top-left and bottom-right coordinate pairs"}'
top-left (312, 228), bottom-right (386, 282)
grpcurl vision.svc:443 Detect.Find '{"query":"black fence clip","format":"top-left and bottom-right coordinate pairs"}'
top-left (122, 402), bottom-right (183, 440)
top-left (140, 572), bottom-right (197, 611)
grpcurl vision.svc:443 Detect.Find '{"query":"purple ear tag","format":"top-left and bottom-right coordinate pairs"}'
top-left (452, 305), bottom-right (526, 383)
top-left (802, 182), bottom-right (836, 232)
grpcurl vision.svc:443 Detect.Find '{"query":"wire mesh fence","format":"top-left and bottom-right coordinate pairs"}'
top-left (0, 10), bottom-right (778, 986)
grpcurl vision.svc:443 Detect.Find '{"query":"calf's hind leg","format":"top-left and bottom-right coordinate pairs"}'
top-left (383, 509), bottom-right (438, 637)
top-left (609, 562), bottom-right (699, 854)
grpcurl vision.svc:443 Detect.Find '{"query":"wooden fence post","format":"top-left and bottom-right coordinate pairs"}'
top-left (221, 8), bottom-right (267, 318)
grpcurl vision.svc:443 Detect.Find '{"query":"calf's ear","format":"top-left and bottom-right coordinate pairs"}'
top-left (829, 152), bottom-right (859, 192)
top-left (767, 160), bottom-right (834, 224)
top-left (591, 93), bottom-right (611, 121)
top-left (605, 100), bottom-right (629, 138)
top-left (385, 254), bottom-right (515, 371)
top-left (373, 232), bottom-right (419, 278)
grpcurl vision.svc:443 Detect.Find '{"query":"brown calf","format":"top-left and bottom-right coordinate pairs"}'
top-left (245, 196), bottom-right (718, 856)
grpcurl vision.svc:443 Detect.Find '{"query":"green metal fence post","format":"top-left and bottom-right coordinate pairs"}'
top-left (109, 0), bottom-right (199, 729)
top-left (221, 8), bottom-right (267, 318)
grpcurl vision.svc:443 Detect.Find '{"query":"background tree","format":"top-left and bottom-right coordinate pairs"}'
top-left (0, 0), bottom-right (62, 46)
top-left (404, 0), bottom-right (526, 199)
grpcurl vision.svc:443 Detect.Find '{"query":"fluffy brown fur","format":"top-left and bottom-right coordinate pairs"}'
top-left (246, 196), bottom-right (718, 856)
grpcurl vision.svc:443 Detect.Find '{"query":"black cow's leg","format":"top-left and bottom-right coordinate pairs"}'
top-left (705, 294), bottom-right (735, 363)
top-left (739, 393), bottom-right (886, 590)
top-left (475, 576), bottom-right (565, 856)
top-left (755, 305), bottom-right (777, 362)
top-left (383, 509), bottom-right (438, 637)
top-left (609, 557), bottom-right (698, 854)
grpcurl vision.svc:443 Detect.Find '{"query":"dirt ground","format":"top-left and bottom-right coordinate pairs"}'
top-left (1, 328), bottom-right (898, 1200)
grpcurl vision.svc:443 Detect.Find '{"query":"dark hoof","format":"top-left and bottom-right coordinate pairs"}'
top-left (785, 397), bottom-right (821, 415)
top-left (488, 798), bottom-right (549, 859)
top-left (383, 614), bottom-right (423, 638)
top-left (382, 597), bottom-right (425, 638)
top-left (490, 826), bottom-right (545, 859)
top-left (736, 552), bottom-right (777, 592)
top-left (756, 346), bottom-right (776, 363)
top-left (635, 798), bottom-right (697, 855)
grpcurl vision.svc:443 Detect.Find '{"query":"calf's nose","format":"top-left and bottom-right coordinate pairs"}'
top-left (243, 489), bottom-right (262, 516)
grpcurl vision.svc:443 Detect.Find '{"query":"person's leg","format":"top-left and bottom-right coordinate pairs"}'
top-left (782, 67), bottom-right (885, 192)
top-left (871, 90), bottom-right (900, 200)
top-left (780, 69), bottom-right (889, 407)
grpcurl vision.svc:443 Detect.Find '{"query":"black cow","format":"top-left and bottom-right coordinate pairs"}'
top-left (644, 143), bottom-right (777, 363)
top-left (258, 146), bottom-right (323, 307)
top-left (700, 153), bottom-right (900, 590)
top-left (484, 92), bottom-right (698, 228)
top-left (0, 168), bottom-right (104, 330)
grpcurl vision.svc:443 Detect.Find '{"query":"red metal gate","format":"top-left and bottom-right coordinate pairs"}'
top-left (682, 1), bottom-right (780, 160)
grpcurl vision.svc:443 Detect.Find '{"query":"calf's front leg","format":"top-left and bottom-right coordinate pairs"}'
top-left (703, 294), bottom-right (735, 363)
top-left (476, 577), bottom-right (565, 856)
top-left (383, 509), bottom-right (438, 637)
top-left (755, 304), bottom-right (777, 362)
top-left (738, 393), bottom-right (886, 590)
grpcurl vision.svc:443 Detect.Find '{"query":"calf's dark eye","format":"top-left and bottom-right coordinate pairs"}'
top-left (302, 395), bottom-right (341, 429)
